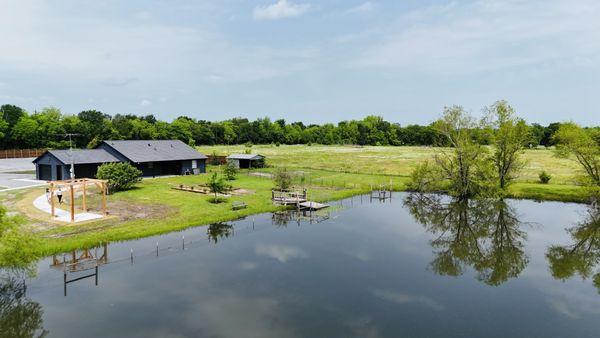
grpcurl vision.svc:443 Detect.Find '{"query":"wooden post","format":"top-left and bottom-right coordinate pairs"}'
top-left (82, 180), bottom-right (87, 212)
top-left (102, 182), bottom-right (107, 215)
top-left (70, 184), bottom-right (75, 222)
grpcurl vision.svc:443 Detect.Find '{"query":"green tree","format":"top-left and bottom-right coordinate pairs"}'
top-left (96, 162), bottom-right (142, 192)
top-left (0, 206), bottom-right (40, 273)
top-left (273, 167), bottom-right (293, 191)
top-left (485, 100), bottom-right (529, 190)
top-left (206, 172), bottom-right (226, 202)
top-left (0, 104), bottom-right (25, 127)
top-left (0, 116), bottom-right (8, 143)
top-left (11, 115), bottom-right (40, 149)
top-left (554, 122), bottom-right (600, 187)
top-left (223, 161), bottom-right (238, 180)
top-left (411, 106), bottom-right (496, 198)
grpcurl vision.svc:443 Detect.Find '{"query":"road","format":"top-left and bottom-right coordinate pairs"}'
top-left (0, 157), bottom-right (45, 191)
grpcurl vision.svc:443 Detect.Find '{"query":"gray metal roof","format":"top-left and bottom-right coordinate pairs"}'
top-left (102, 140), bottom-right (207, 162)
top-left (227, 153), bottom-right (264, 160)
top-left (46, 149), bottom-right (121, 165)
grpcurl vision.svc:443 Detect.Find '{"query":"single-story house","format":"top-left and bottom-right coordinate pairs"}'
top-left (34, 140), bottom-right (207, 181)
top-left (226, 154), bottom-right (265, 169)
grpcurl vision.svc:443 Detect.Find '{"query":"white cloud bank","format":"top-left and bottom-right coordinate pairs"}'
top-left (253, 0), bottom-right (311, 21)
top-left (354, 0), bottom-right (600, 74)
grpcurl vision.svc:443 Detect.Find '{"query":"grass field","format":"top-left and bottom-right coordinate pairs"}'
top-left (0, 144), bottom-right (591, 257)
top-left (198, 144), bottom-right (582, 185)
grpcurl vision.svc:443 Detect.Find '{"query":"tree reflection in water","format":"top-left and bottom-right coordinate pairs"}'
top-left (206, 222), bottom-right (235, 244)
top-left (547, 203), bottom-right (600, 292)
top-left (404, 193), bottom-right (528, 286)
top-left (0, 273), bottom-right (48, 338)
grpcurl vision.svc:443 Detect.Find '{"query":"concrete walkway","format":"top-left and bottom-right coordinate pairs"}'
top-left (33, 194), bottom-right (105, 223)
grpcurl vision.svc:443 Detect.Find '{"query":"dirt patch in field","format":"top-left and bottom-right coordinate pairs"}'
top-left (87, 200), bottom-right (175, 222)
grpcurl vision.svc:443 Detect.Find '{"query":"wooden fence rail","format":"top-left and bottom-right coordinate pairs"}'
top-left (0, 148), bottom-right (46, 159)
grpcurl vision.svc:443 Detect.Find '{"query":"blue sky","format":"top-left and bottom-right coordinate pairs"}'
top-left (1, 0), bottom-right (599, 125)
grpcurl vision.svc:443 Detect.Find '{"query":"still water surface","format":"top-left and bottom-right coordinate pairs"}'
top-left (3, 193), bottom-right (600, 337)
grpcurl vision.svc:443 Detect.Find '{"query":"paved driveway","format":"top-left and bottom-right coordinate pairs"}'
top-left (0, 157), bottom-right (45, 191)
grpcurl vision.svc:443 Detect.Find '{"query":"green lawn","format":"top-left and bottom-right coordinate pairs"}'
top-left (4, 168), bottom-right (367, 255)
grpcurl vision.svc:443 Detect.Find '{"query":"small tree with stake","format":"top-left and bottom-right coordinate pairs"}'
top-left (207, 172), bottom-right (226, 203)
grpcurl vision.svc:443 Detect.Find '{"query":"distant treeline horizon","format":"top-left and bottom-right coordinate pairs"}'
top-left (1, 103), bottom-right (598, 150)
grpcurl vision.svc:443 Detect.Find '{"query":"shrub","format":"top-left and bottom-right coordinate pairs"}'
top-left (539, 170), bottom-right (552, 184)
top-left (273, 167), bottom-right (293, 191)
top-left (223, 162), bottom-right (238, 180)
top-left (0, 206), bottom-right (40, 273)
top-left (96, 162), bottom-right (142, 192)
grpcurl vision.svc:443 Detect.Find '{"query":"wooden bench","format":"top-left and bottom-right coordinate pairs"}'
top-left (232, 201), bottom-right (247, 210)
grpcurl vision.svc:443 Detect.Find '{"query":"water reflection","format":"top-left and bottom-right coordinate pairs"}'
top-left (271, 210), bottom-right (331, 228)
top-left (207, 222), bottom-right (235, 244)
top-left (547, 203), bottom-right (600, 292)
top-left (404, 194), bottom-right (528, 286)
top-left (0, 274), bottom-right (48, 337)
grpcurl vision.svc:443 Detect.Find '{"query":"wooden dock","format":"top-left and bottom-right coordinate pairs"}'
top-left (298, 201), bottom-right (329, 210)
top-left (272, 190), bottom-right (307, 205)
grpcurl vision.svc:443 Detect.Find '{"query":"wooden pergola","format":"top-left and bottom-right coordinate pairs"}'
top-left (48, 178), bottom-right (108, 222)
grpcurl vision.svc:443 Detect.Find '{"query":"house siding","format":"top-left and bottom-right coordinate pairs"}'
top-left (34, 153), bottom-right (65, 181)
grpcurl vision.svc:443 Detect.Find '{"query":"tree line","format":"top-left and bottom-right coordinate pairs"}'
top-left (1, 103), bottom-right (596, 150)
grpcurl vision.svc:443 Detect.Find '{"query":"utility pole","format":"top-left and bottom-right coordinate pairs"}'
top-left (61, 133), bottom-right (81, 181)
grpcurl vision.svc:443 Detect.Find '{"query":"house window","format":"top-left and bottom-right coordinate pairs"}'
top-left (192, 160), bottom-right (197, 169)
top-left (148, 162), bottom-right (154, 169)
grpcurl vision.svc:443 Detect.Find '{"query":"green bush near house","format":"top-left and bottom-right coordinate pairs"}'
top-left (96, 162), bottom-right (143, 192)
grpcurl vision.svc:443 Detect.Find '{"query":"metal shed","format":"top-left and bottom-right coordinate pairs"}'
top-left (226, 154), bottom-right (265, 169)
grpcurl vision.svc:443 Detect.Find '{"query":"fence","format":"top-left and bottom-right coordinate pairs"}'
top-left (206, 155), bottom-right (227, 165)
top-left (0, 148), bottom-right (46, 159)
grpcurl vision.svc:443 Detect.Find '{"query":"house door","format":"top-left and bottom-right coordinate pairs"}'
top-left (56, 165), bottom-right (63, 180)
top-left (38, 165), bottom-right (52, 180)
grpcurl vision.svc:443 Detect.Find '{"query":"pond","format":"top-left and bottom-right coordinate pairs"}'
top-left (3, 193), bottom-right (600, 337)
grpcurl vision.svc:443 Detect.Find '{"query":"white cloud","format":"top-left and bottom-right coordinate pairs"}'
top-left (255, 244), bottom-right (308, 262)
top-left (344, 1), bottom-right (375, 15)
top-left (253, 0), bottom-right (311, 21)
top-left (140, 99), bottom-right (152, 107)
top-left (354, 0), bottom-right (600, 74)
